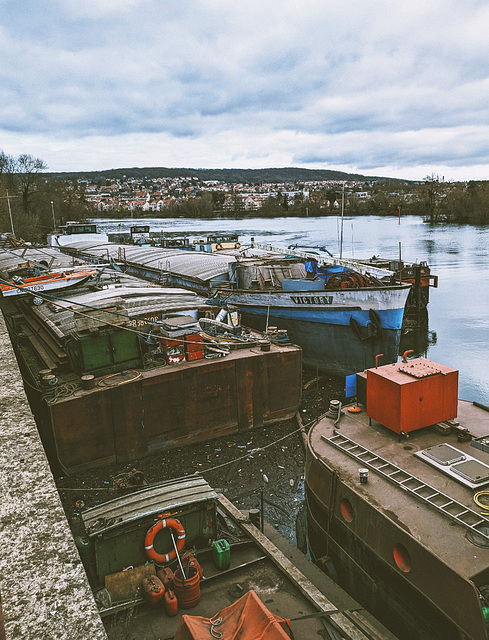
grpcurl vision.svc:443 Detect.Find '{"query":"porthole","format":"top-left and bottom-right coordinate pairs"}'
top-left (393, 543), bottom-right (412, 573)
top-left (340, 498), bottom-right (354, 523)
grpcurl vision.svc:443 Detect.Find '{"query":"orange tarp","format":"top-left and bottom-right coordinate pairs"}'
top-left (173, 590), bottom-right (294, 640)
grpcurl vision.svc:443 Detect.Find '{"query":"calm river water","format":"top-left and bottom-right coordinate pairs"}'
top-left (95, 216), bottom-right (489, 406)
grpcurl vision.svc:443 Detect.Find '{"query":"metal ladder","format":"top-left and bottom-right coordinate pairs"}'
top-left (321, 431), bottom-right (489, 543)
top-left (251, 241), bottom-right (394, 278)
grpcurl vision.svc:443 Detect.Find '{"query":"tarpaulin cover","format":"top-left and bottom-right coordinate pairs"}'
top-left (173, 589), bottom-right (294, 640)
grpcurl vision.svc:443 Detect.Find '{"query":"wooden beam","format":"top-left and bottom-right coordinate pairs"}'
top-left (217, 494), bottom-right (369, 640)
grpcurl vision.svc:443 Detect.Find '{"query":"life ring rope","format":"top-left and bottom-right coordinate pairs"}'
top-left (144, 517), bottom-right (185, 564)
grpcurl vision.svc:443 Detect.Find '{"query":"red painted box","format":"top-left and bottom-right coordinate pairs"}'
top-left (185, 333), bottom-right (204, 361)
top-left (366, 357), bottom-right (458, 433)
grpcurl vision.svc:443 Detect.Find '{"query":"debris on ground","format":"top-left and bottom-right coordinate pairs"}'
top-left (57, 369), bottom-right (345, 546)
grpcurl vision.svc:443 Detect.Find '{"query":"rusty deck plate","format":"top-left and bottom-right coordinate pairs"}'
top-left (398, 361), bottom-right (442, 378)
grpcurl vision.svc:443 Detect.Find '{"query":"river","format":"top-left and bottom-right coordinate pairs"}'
top-left (94, 215), bottom-right (489, 406)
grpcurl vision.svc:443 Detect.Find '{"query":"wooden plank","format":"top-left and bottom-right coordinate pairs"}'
top-left (21, 314), bottom-right (68, 361)
top-left (105, 564), bottom-right (155, 603)
top-left (347, 610), bottom-right (399, 640)
top-left (217, 494), bottom-right (369, 640)
top-left (24, 330), bottom-right (58, 370)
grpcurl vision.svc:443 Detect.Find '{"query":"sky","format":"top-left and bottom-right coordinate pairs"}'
top-left (1, 0), bottom-right (489, 181)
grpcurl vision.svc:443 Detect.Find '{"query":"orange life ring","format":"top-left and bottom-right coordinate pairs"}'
top-left (145, 517), bottom-right (185, 564)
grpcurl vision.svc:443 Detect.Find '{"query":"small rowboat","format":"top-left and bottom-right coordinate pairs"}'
top-left (0, 269), bottom-right (97, 297)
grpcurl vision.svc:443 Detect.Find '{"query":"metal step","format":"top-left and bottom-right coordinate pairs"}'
top-left (321, 432), bottom-right (489, 542)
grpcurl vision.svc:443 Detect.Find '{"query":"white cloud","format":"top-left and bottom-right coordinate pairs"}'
top-left (0, 0), bottom-right (489, 179)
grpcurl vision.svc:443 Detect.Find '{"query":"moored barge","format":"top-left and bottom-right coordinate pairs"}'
top-left (78, 474), bottom-right (399, 640)
top-left (54, 238), bottom-right (412, 376)
top-left (0, 248), bottom-right (301, 474)
top-left (305, 357), bottom-right (489, 640)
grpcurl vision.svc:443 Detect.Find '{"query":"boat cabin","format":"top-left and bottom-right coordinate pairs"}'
top-left (130, 225), bottom-right (151, 245)
top-left (193, 233), bottom-right (241, 253)
top-left (80, 476), bottom-right (218, 591)
top-left (47, 221), bottom-right (109, 246)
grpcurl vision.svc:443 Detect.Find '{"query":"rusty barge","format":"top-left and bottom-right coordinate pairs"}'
top-left (305, 357), bottom-right (489, 640)
top-left (0, 247), bottom-right (301, 475)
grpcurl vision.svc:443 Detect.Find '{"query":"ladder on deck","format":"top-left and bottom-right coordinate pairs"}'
top-left (321, 432), bottom-right (489, 543)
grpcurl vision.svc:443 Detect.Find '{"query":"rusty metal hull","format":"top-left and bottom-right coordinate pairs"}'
top-left (305, 399), bottom-right (489, 640)
top-left (40, 345), bottom-right (301, 474)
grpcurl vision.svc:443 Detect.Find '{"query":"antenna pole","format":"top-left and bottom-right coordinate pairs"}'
top-left (340, 183), bottom-right (345, 259)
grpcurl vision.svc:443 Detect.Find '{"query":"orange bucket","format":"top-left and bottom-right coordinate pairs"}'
top-left (173, 567), bottom-right (200, 609)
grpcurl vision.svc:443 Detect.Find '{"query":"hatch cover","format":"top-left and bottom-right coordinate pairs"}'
top-left (467, 523), bottom-right (489, 548)
top-left (398, 361), bottom-right (442, 378)
top-left (415, 444), bottom-right (489, 489)
top-left (452, 460), bottom-right (489, 485)
top-left (422, 443), bottom-right (466, 466)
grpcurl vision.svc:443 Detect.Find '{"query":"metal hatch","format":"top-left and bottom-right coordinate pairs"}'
top-left (398, 360), bottom-right (443, 378)
top-left (415, 444), bottom-right (489, 489)
top-left (422, 443), bottom-right (466, 466)
top-left (451, 459), bottom-right (489, 485)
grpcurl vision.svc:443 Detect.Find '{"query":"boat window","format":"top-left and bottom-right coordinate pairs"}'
top-left (66, 224), bottom-right (97, 235)
top-left (393, 543), bottom-right (412, 573)
top-left (340, 498), bottom-right (354, 523)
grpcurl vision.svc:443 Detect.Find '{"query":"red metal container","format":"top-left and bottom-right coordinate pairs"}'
top-left (173, 566), bottom-right (200, 608)
top-left (157, 566), bottom-right (175, 589)
top-left (366, 357), bottom-right (458, 434)
top-left (164, 589), bottom-right (178, 616)
top-left (185, 333), bottom-right (204, 350)
top-left (185, 333), bottom-right (205, 361)
top-left (186, 351), bottom-right (204, 361)
top-left (141, 575), bottom-right (165, 606)
top-left (159, 337), bottom-right (186, 364)
top-left (183, 553), bottom-right (203, 578)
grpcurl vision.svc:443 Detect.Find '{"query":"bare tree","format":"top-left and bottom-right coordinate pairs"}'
top-left (0, 150), bottom-right (16, 190)
top-left (15, 154), bottom-right (48, 215)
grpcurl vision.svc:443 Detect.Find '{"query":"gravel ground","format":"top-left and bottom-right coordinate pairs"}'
top-left (57, 368), bottom-right (345, 546)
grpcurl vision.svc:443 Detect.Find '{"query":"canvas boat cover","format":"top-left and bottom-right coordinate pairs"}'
top-left (173, 590), bottom-right (294, 640)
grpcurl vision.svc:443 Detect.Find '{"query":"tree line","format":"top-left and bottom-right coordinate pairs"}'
top-left (0, 151), bottom-right (97, 243)
top-left (1, 152), bottom-right (488, 244)
top-left (170, 178), bottom-right (489, 223)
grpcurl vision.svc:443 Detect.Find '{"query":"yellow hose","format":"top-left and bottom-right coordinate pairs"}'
top-left (473, 490), bottom-right (489, 516)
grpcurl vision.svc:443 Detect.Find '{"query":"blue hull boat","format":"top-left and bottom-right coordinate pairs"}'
top-left (217, 282), bottom-right (410, 375)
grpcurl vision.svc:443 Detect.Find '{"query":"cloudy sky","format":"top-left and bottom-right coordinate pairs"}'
top-left (1, 0), bottom-right (488, 180)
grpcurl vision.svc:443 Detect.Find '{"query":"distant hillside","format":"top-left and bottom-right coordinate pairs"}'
top-left (46, 166), bottom-right (390, 183)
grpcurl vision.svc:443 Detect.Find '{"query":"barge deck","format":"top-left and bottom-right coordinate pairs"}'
top-left (306, 371), bottom-right (489, 640)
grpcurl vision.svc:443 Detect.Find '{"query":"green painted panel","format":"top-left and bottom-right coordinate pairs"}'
top-left (81, 333), bottom-right (112, 371)
top-left (111, 330), bottom-right (140, 364)
top-left (78, 330), bottom-right (142, 375)
top-left (93, 502), bottom-right (217, 585)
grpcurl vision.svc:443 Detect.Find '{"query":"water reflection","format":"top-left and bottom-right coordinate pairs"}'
top-left (399, 311), bottom-right (436, 359)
